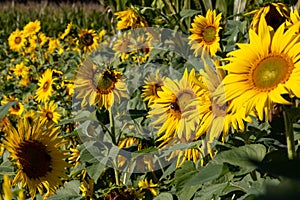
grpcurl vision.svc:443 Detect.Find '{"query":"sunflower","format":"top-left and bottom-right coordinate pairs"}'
top-left (170, 146), bottom-right (203, 168)
top-left (247, 2), bottom-right (290, 32)
top-left (112, 32), bottom-right (132, 61)
top-left (13, 62), bottom-right (29, 77)
top-left (138, 179), bottom-right (158, 196)
top-left (38, 101), bottom-right (61, 124)
top-left (77, 29), bottom-right (99, 53)
top-left (1, 96), bottom-right (24, 116)
top-left (60, 22), bottom-right (73, 40)
top-left (23, 20), bottom-right (41, 37)
top-left (189, 9), bottom-right (222, 57)
top-left (3, 117), bottom-right (68, 198)
top-left (216, 18), bottom-right (300, 122)
top-left (129, 34), bottom-right (152, 63)
top-left (286, 9), bottom-right (300, 28)
top-left (28, 32), bottom-right (48, 50)
top-left (35, 69), bottom-right (56, 103)
top-left (74, 59), bottom-right (127, 109)
top-left (148, 69), bottom-right (204, 144)
top-left (8, 29), bottom-right (26, 52)
top-left (115, 9), bottom-right (148, 30)
top-left (141, 71), bottom-right (165, 106)
top-left (47, 38), bottom-right (61, 54)
top-left (195, 60), bottom-right (251, 143)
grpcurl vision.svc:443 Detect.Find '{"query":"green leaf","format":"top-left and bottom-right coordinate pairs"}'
top-left (194, 183), bottom-right (228, 200)
top-left (185, 163), bottom-right (224, 186)
top-left (48, 180), bottom-right (81, 200)
top-left (210, 144), bottom-right (266, 171)
top-left (86, 161), bottom-right (106, 183)
top-left (128, 109), bottom-right (148, 120)
top-left (0, 101), bottom-right (16, 118)
top-left (154, 192), bottom-right (173, 200)
top-left (180, 9), bottom-right (201, 18)
top-left (177, 185), bottom-right (201, 200)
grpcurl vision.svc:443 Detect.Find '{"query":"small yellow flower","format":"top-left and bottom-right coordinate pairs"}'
top-left (138, 179), bottom-right (158, 196)
top-left (1, 96), bottom-right (24, 116)
top-left (35, 69), bottom-right (56, 103)
top-left (13, 62), bottom-right (29, 77)
top-left (23, 20), bottom-right (41, 37)
top-left (115, 9), bottom-right (148, 30)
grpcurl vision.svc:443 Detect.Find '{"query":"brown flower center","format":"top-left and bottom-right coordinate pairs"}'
top-left (43, 81), bottom-right (50, 90)
top-left (16, 140), bottom-right (52, 179)
top-left (94, 70), bottom-right (118, 94)
top-left (46, 111), bottom-right (53, 121)
top-left (251, 54), bottom-right (293, 91)
top-left (15, 36), bottom-right (22, 44)
top-left (81, 33), bottom-right (94, 46)
top-left (203, 26), bottom-right (217, 43)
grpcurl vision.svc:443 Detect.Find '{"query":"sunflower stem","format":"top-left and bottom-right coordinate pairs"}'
top-left (109, 107), bottom-right (116, 145)
top-left (283, 107), bottom-right (295, 160)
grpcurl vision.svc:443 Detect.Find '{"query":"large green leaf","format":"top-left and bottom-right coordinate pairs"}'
top-left (210, 144), bottom-right (266, 171)
top-left (154, 192), bottom-right (173, 200)
top-left (48, 180), bottom-right (81, 200)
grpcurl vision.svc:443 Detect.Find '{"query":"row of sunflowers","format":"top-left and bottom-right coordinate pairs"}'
top-left (1, 0), bottom-right (300, 199)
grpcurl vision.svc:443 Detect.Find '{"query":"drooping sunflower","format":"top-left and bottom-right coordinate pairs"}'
top-left (3, 117), bottom-right (68, 198)
top-left (148, 69), bottom-right (204, 144)
top-left (8, 29), bottom-right (26, 52)
top-left (74, 59), bottom-right (127, 109)
top-left (189, 9), bottom-right (222, 57)
top-left (38, 101), bottom-right (61, 124)
top-left (77, 29), bottom-right (99, 53)
top-left (35, 69), bottom-right (56, 103)
top-left (60, 22), bottom-right (73, 40)
top-left (216, 18), bottom-right (300, 121)
top-left (141, 71), bottom-right (165, 106)
top-left (23, 20), bottom-right (41, 37)
top-left (115, 9), bottom-right (148, 30)
top-left (247, 2), bottom-right (290, 32)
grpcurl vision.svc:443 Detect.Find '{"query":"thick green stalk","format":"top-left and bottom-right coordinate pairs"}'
top-left (283, 108), bottom-right (295, 160)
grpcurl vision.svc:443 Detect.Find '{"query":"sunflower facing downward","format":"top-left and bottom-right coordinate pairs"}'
top-left (189, 9), bottom-right (222, 57)
top-left (247, 2), bottom-right (290, 32)
top-left (74, 59), bottom-right (127, 109)
top-left (148, 69), bottom-right (204, 144)
top-left (216, 18), bottom-right (300, 121)
top-left (35, 69), bottom-right (56, 103)
top-left (3, 118), bottom-right (68, 198)
top-left (115, 9), bottom-right (148, 30)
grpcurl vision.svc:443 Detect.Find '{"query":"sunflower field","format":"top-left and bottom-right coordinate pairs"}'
top-left (1, 0), bottom-right (300, 199)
